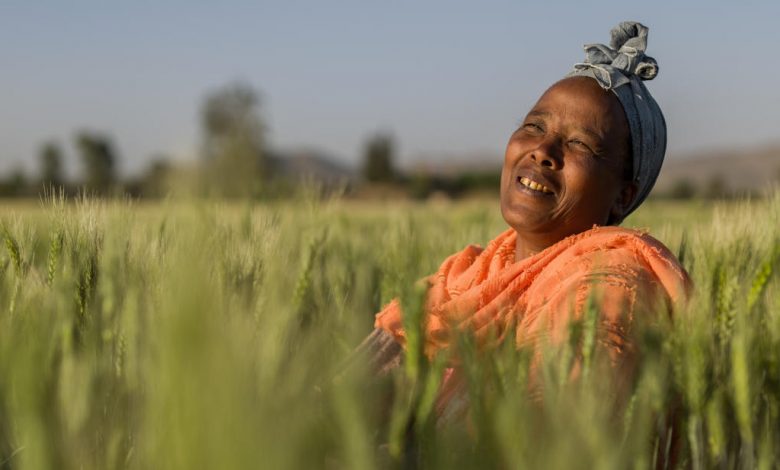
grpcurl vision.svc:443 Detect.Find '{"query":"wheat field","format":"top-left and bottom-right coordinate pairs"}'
top-left (0, 191), bottom-right (778, 469)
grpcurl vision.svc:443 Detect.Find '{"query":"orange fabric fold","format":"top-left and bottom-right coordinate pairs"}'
top-left (374, 226), bottom-right (691, 359)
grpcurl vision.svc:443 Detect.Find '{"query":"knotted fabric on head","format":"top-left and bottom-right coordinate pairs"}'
top-left (566, 21), bottom-right (666, 219)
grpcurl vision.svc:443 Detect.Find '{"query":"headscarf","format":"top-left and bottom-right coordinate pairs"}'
top-left (566, 21), bottom-right (666, 218)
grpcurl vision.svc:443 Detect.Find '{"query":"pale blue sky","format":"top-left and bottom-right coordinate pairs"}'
top-left (2, 1), bottom-right (779, 177)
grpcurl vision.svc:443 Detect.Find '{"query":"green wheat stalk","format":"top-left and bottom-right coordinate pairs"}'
top-left (46, 228), bottom-right (64, 286)
top-left (2, 225), bottom-right (22, 278)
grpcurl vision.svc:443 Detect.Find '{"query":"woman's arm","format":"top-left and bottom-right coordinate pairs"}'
top-left (333, 328), bottom-right (403, 383)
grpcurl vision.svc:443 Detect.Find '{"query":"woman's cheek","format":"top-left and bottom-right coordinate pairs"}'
top-left (504, 143), bottom-right (520, 164)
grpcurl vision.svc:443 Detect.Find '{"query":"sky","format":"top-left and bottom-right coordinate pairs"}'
top-left (2, 0), bottom-right (779, 178)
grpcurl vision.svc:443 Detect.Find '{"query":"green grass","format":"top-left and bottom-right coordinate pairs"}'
top-left (0, 191), bottom-right (778, 469)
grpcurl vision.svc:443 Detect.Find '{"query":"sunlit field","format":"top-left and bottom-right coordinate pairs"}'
top-left (0, 191), bottom-right (778, 469)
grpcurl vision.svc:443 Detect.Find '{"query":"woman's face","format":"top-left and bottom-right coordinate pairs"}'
top-left (500, 76), bottom-right (635, 246)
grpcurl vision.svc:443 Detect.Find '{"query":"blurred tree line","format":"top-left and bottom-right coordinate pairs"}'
top-left (359, 132), bottom-right (500, 200)
top-left (661, 175), bottom-right (756, 200)
top-left (0, 77), bottom-right (502, 200)
top-left (0, 82), bottom-right (270, 199)
top-left (4, 80), bottom-right (767, 201)
top-left (0, 132), bottom-right (119, 198)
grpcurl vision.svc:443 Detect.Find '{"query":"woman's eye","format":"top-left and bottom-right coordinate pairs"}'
top-left (568, 139), bottom-right (593, 153)
top-left (522, 123), bottom-right (544, 134)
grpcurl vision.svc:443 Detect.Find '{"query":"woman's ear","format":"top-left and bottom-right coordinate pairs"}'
top-left (610, 180), bottom-right (638, 224)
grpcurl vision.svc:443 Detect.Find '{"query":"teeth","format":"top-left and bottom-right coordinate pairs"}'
top-left (519, 177), bottom-right (552, 194)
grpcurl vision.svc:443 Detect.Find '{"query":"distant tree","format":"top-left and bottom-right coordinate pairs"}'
top-left (201, 81), bottom-right (266, 197)
top-left (39, 141), bottom-right (64, 189)
top-left (409, 171), bottom-right (433, 200)
top-left (142, 157), bottom-right (172, 198)
top-left (76, 132), bottom-right (117, 195)
top-left (0, 167), bottom-right (29, 197)
top-left (669, 178), bottom-right (696, 199)
top-left (362, 132), bottom-right (395, 183)
top-left (454, 171), bottom-right (502, 194)
top-left (704, 174), bottom-right (728, 199)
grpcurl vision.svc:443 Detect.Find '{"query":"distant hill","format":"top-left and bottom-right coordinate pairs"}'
top-left (403, 153), bottom-right (502, 177)
top-left (656, 145), bottom-right (780, 194)
top-left (268, 149), bottom-right (356, 185)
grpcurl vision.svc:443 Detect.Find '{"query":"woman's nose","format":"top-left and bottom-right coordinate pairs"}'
top-left (530, 139), bottom-right (562, 170)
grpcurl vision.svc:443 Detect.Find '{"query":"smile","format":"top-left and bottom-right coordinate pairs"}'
top-left (517, 176), bottom-right (553, 194)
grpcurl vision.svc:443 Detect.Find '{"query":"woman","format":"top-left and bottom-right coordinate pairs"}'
top-left (354, 21), bottom-right (691, 419)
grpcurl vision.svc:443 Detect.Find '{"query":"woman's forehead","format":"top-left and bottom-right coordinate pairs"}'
top-left (530, 77), bottom-right (628, 134)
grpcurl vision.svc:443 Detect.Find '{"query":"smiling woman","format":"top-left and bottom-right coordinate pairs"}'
top-left (502, 76), bottom-right (635, 259)
top-left (357, 21), bottom-right (691, 422)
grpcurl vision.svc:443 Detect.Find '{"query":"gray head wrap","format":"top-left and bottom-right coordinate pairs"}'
top-left (566, 21), bottom-right (666, 219)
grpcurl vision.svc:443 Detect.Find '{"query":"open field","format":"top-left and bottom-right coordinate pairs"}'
top-left (0, 193), bottom-right (778, 469)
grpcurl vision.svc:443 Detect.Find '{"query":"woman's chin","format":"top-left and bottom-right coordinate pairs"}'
top-left (501, 190), bottom-right (555, 223)
top-left (501, 204), bottom-right (553, 234)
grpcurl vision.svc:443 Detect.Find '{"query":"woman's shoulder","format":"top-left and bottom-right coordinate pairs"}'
top-left (537, 225), bottom-right (692, 304)
top-left (565, 225), bottom-right (669, 251)
top-left (554, 226), bottom-right (681, 266)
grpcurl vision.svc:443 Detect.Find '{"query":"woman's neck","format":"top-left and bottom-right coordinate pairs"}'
top-left (513, 232), bottom-right (557, 262)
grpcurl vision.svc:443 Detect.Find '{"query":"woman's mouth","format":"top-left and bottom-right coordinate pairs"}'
top-left (517, 176), bottom-right (553, 194)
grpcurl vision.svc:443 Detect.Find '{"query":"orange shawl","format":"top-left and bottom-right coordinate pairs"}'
top-left (374, 226), bottom-right (691, 359)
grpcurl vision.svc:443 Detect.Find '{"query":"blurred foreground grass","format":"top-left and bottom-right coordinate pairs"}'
top-left (0, 192), bottom-right (778, 469)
